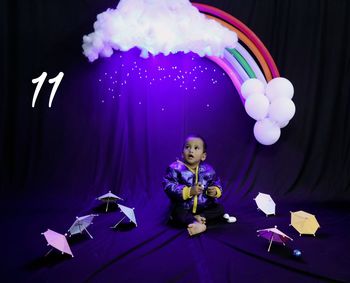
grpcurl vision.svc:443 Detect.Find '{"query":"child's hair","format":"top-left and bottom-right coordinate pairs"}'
top-left (184, 134), bottom-right (208, 153)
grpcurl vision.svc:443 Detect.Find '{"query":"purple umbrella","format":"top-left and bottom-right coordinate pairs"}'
top-left (257, 225), bottom-right (293, 252)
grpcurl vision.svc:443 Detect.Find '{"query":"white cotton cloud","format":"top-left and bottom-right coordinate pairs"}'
top-left (82, 0), bottom-right (238, 61)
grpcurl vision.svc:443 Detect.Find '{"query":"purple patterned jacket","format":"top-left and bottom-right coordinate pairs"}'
top-left (163, 160), bottom-right (222, 212)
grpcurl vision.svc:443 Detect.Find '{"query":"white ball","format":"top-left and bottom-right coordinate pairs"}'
top-left (253, 118), bottom-right (281, 145)
top-left (241, 78), bottom-right (265, 99)
top-left (268, 97), bottom-right (296, 124)
top-left (244, 93), bottom-right (269, 121)
top-left (266, 77), bottom-right (294, 102)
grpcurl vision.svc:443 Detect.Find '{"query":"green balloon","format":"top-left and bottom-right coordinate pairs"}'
top-left (226, 47), bottom-right (257, 79)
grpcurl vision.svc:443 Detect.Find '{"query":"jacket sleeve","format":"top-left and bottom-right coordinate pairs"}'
top-left (207, 169), bottom-right (223, 198)
top-left (163, 166), bottom-right (189, 202)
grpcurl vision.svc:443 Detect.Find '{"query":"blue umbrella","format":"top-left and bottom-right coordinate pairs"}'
top-left (111, 204), bottom-right (137, 228)
top-left (68, 214), bottom-right (98, 239)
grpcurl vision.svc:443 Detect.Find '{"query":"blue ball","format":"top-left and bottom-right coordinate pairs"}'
top-left (293, 249), bottom-right (302, 257)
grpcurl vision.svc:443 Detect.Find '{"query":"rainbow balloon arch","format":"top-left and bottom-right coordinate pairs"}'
top-left (194, 3), bottom-right (296, 145)
top-left (83, 2), bottom-right (296, 145)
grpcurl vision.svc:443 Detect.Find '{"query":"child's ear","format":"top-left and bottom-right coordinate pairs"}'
top-left (201, 152), bottom-right (207, 161)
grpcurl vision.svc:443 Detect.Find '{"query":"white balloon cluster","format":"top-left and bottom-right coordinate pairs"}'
top-left (241, 77), bottom-right (296, 145)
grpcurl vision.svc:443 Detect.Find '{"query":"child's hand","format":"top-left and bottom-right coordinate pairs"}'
top-left (207, 186), bottom-right (217, 197)
top-left (190, 183), bottom-right (204, 196)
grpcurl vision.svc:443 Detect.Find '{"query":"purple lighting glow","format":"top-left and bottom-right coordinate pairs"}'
top-left (96, 49), bottom-right (231, 112)
top-left (88, 47), bottom-right (252, 181)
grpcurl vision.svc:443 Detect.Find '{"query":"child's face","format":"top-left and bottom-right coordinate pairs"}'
top-left (182, 137), bottom-right (207, 167)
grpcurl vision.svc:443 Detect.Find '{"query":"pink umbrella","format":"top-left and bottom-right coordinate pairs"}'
top-left (42, 229), bottom-right (74, 257)
top-left (257, 225), bottom-right (293, 252)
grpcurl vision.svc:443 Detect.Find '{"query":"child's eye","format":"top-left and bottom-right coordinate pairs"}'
top-left (195, 146), bottom-right (199, 150)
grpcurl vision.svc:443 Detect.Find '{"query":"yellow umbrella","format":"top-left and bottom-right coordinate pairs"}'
top-left (290, 210), bottom-right (320, 236)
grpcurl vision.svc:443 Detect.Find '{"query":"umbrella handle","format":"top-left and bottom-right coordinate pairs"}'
top-left (268, 234), bottom-right (274, 252)
top-left (45, 248), bottom-right (54, 257)
top-left (106, 200), bottom-right (109, 212)
top-left (84, 228), bottom-right (93, 239)
top-left (111, 216), bottom-right (126, 229)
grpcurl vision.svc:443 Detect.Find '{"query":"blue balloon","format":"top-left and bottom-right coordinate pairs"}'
top-left (293, 249), bottom-right (302, 257)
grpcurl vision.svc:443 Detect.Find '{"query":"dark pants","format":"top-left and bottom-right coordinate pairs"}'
top-left (170, 203), bottom-right (225, 226)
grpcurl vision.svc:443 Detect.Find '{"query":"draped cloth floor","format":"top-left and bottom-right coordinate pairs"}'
top-left (3, 192), bottom-right (349, 283)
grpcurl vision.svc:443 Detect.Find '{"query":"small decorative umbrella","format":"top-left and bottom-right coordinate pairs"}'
top-left (42, 229), bottom-right (73, 257)
top-left (290, 210), bottom-right (320, 236)
top-left (254, 192), bottom-right (276, 216)
top-left (111, 204), bottom-right (137, 228)
top-left (68, 214), bottom-right (98, 239)
top-left (257, 225), bottom-right (293, 252)
top-left (96, 190), bottom-right (123, 212)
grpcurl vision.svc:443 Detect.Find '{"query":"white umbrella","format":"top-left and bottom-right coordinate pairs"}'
top-left (111, 204), bottom-right (137, 228)
top-left (42, 229), bottom-right (73, 257)
top-left (68, 214), bottom-right (98, 239)
top-left (254, 192), bottom-right (276, 216)
top-left (96, 190), bottom-right (123, 212)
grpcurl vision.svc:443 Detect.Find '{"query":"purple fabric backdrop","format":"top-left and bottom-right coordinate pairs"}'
top-left (2, 1), bottom-right (350, 282)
